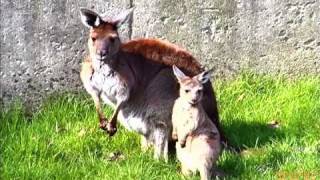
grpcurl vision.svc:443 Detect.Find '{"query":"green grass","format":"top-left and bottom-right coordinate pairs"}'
top-left (1, 73), bottom-right (320, 179)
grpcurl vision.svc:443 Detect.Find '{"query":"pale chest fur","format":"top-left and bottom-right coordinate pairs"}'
top-left (90, 63), bottom-right (130, 107)
top-left (172, 98), bottom-right (205, 134)
top-left (90, 61), bottom-right (147, 135)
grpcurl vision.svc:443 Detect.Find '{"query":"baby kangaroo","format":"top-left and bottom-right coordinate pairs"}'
top-left (172, 65), bottom-right (221, 180)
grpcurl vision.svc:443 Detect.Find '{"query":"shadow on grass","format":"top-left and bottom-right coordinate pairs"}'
top-left (220, 148), bottom-right (289, 178)
top-left (223, 119), bottom-right (285, 151)
top-left (220, 119), bottom-right (287, 178)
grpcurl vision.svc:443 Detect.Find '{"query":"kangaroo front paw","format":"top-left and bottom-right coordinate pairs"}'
top-left (106, 122), bottom-right (117, 136)
top-left (172, 133), bottom-right (178, 141)
top-left (180, 140), bottom-right (186, 148)
top-left (99, 119), bottom-right (108, 131)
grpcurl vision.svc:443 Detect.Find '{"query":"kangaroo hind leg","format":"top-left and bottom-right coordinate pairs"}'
top-left (153, 128), bottom-right (169, 162)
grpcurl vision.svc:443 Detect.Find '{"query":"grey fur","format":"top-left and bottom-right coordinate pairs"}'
top-left (81, 9), bottom-right (223, 160)
top-left (86, 52), bottom-right (176, 160)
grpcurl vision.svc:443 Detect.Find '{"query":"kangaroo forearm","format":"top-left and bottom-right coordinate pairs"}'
top-left (91, 93), bottom-right (108, 130)
top-left (178, 133), bottom-right (188, 148)
top-left (105, 102), bottom-right (123, 136)
top-left (109, 102), bottom-right (124, 125)
top-left (179, 132), bottom-right (189, 144)
top-left (179, 125), bottom-right (196, 142)
top-left (80, 60), bottom-right (93, 83)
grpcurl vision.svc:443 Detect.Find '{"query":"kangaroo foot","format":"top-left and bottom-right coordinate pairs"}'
top-left (106, 122), bottom-right (117, 136)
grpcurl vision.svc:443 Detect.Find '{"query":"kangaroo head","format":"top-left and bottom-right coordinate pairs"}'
top-left (173, 65), bottom-right (213, 105)
top-left (80, 8), bottom-right (133, 62)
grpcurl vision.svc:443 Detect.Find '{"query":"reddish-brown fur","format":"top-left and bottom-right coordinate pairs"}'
top-left (90, 23), bottom-right (117, 38)
top-left (121, 38), bottom-right (204, 76)
top-left (88, 24), bottom-right (119, 56)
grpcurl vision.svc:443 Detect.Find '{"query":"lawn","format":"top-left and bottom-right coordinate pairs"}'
top-left (1, 73), bottom-right (320, 179)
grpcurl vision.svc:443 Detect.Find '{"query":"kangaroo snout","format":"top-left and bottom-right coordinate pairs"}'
top-left (96, 49), bottom-right (108, 60)
top-left (95, 40), bottom-right (113, 60)
top-left (98, 49), bottom-right (108, 57)
top-left (189, 98), bottom-right (199, 105)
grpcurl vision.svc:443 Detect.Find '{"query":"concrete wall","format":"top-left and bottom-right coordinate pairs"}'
top-left (1, 0), bottom-right (319, 105)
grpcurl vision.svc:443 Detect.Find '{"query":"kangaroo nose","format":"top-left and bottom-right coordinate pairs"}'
top-left (189, 99), bottom-right (198, 105)
top-left (97, 49), bottom-right (108, 57)
top-left (191, 96), bottom-right (199, 104)
top-left (100, 50), bottom-right (107, 57)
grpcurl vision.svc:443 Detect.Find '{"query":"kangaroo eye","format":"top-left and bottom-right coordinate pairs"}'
top-left (185, 89), bottom-right (190, 93)
top-left (91, 37), bottom-right (96, 42)
top-left (197, 89), bottom-right (202, 93)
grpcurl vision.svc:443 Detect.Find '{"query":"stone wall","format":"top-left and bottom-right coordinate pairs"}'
top-left (0, 0), bottom-right (319, 105)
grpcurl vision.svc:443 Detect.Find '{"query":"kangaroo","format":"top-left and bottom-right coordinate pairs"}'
top-left (79, 8), bottom-right (226, 160)
top-left (172, 65), bottom-right (221, 180)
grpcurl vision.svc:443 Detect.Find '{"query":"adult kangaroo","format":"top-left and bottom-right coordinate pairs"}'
top-left (79, 8), bottom-right (226, 160)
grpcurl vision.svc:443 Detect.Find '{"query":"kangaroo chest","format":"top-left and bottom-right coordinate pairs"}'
top-left (90, 64), bottom-right (129, 106)
top-left (90, 63), bottom-right (147, 135)
top-left (183, 107), bottom-right (200, 129)
top-left (173, 102), bottom-right (203, 131)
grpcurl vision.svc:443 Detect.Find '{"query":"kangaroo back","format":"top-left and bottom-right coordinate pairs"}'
top-left (121, 39), bottom-right (203, 75)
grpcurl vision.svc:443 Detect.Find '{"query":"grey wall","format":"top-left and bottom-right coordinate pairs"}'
top-left (1, 0), bottom-right (319, 105)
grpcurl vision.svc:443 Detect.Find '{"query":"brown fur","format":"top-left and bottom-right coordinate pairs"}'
top-left (121, 38), bottom-right (204, 75)
top-left (90, 23), bottom-right (117, 39)
top-left (88, 24), bottom-right (119, 56)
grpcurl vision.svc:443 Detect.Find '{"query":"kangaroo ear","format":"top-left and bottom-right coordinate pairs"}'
top-left (80, 8), bottom-right (102, 28)
top-left (112, 8), bottom-right (134, 27)
top-left (196, 69), bottom-right (213, 84)
top-left (172, 65), bottom-right (188, 82)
